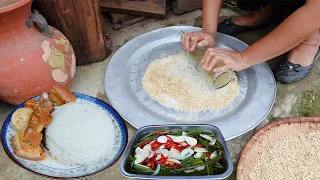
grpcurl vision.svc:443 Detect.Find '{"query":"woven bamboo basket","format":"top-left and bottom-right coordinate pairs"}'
top-left (237, 117), bottom-right (320, 180)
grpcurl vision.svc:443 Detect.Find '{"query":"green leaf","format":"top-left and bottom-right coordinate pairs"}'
top-left (133, 164), bottom-right (154, 175)
top-left (173, 155), bottom-right (223, 172)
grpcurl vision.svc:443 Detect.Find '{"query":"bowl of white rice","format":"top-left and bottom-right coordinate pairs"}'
top-left (46, 101), bottom-right (117, 166)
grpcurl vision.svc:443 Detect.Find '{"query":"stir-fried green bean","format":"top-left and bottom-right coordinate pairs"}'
top-left (127, 129), bottom-right (226, 176)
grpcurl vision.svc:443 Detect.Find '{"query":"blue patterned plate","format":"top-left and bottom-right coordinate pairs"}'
top-left (1, 93), bottom-right (128, 178)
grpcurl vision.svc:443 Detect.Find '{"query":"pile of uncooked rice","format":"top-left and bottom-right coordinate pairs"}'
top-left (142, 51), bottom-right (240, 112)
top-left (249, 131), bottom-right (320, 180)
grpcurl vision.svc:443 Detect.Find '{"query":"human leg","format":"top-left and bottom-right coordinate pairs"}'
top-left (232, 1), bottom-right (272, 26)
top-left (218, 0), bottom-right (272, 35)
top-left (276, 30), bottom-right (320, 83)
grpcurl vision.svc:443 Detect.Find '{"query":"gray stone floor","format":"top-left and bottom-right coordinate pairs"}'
top-left (1, 8), bottom-right (320, 180)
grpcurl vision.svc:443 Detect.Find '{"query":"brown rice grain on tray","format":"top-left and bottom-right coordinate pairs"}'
top-left (142, 51), bottom-right (240, 112)
top-left (249, 131), bottom-right (320, 180)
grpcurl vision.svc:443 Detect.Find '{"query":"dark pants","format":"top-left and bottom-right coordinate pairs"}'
top-left (236, 0), bottom-right (306, 18)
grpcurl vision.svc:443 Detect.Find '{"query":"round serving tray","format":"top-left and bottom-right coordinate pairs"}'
top-left (105, 26), bottom-right (276, 140)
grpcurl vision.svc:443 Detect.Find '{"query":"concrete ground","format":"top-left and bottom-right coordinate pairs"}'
top-left (1, 6), bottom-right (320, 180)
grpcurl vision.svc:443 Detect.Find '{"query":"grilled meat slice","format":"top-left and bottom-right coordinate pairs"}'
top-left (49, 85), bottom-right (76, 105)
top-left (24, 93), bottom-right (54, 146)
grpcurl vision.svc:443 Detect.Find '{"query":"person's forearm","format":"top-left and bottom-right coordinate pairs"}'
top-left (242, 1), bottom-right (320, 68)
top-left (202, 0), bottom-right (222, 35)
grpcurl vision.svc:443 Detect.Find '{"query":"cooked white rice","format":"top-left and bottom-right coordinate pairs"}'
top-left (46, 102), bottom-right (116, 166)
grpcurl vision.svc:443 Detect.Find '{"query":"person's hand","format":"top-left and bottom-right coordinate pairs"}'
top-left (181, 31), bottom-right (215, 52)
top-left (201, 47), bottom-right (247, 73)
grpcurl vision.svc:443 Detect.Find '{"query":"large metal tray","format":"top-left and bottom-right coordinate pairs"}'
top-left (104, 26), bottom-right (276, 140)
top-left (120, 124), bottom-right (233, 180)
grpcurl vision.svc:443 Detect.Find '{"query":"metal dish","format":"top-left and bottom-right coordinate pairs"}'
top-left (1, 93), bottom-right (128, 179)
top-left (105, 26), bottom-right (276, 140)
top-left (120, 124), bottom-right (233, 180)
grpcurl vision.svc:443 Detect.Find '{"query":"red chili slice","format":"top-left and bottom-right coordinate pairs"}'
top-left (151, 141), bottom-right (161, 149)
top-left (139, 140), bottom-right (153, 148)
top-left (180, 144), bottom-right (190, 149)
top-left (193, 144), bottom-right (203, 149)
top-left (177, 143), bottom-right (190, 149)
top-left (164, 142), bottom-right (175, 148)
top-left (153, 131), bottom-right (168, 135)
top-left (206, 154), bottom-right (211, 158)
top-left (140, 158), bottom-right (148, 165)
top-left (146, 157), bottom-right (156, 169)
top-left (160, 154), bottom-right (167, 164)
top-left (151, 141), bottom-right (158, 146)
top-left (164, 162), bottom-right (180, 169)
top-left (151, 157), bottom-right (155, 169)
top-left (171, 145), bottom-right (182, 152)
top-left (152, 143), bottom-right (162, 150)
top-left (146, 162), bottom-right (152, 167)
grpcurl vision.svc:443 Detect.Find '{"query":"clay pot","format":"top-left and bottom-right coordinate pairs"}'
top-left (0, 0), bottom-right (76, 105)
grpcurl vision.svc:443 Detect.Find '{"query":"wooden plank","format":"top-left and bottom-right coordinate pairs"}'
top-left (113, 16), bottom-right (148, 31)
top-left (112, 3), bottom-right (172, 31)
top-left (119, 15), bottom-right (136, 23)
top-left (100, 0), bottom-right (166, 18)
top-left (110, 13), bottom-right (131, 24)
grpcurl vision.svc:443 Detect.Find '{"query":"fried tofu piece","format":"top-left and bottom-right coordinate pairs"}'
top-left (12, 132), bottom-right (45, 161)
top-left (11, 107), bottom-right (33, 132)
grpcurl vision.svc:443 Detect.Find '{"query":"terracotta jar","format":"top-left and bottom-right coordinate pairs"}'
top-left (0, 0), bottom-right (76, 105)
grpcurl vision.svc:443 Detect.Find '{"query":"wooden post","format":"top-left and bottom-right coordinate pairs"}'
top-left (33, 0), bottom-right (111, 65)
